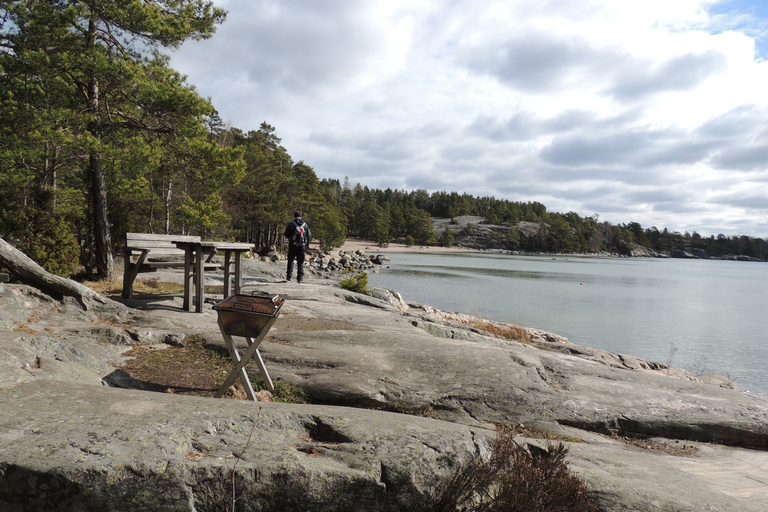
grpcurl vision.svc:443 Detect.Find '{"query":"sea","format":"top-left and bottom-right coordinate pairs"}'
top-left (366, 252), bottom-right (768, 396)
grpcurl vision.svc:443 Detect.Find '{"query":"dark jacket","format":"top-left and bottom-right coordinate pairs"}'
top-left (284, 218), bottom-right (311, 250)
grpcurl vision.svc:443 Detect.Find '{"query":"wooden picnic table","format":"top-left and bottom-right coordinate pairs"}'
top-left (122, 233), bottom-right (220, 300)
top-left (174, 240), bottom-right (255, 312)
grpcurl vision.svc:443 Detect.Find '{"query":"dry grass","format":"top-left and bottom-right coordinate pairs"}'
top-left (82, 277), bottom-right (226, 297)
top-left (464, 317), bottom-right (532, 343)
top-left (120, 335), bottom-right (306, 402)
top-left (82, 277), bottom-right (184, 296)
top-left (618, 436), bottom-right (699, 457)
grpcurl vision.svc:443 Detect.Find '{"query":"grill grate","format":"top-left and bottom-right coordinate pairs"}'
top-left (214, 293), bottom-right (284, 316)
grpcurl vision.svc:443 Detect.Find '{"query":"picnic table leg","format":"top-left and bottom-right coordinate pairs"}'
top-left (183, 248), bottom-right (193, 311)
top-left (122, 250), bottom-right (148, 299)
top-left (122, 249), bottom-right (132, 299)
top-left (223, 250), bottom-right (233, 298)
top-left (195, 245), bottom-right (204, 313)
top-left (234, 251), bottom-right (243, 295)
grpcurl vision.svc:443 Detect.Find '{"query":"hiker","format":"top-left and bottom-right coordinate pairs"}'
top-left (284, 210), bottom-right (311, 283)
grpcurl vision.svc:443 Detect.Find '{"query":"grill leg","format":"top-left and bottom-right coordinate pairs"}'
top-left (215, 323), bottom-right (258, 400)
top-left (251, 345), bottom-right (274, 392)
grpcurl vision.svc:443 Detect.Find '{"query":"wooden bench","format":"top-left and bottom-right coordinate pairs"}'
top-left (121, 233), bottom-right (220, 299)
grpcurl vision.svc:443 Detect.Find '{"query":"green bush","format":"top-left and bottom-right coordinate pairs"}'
top-left (438, 228), bottom-right (454, 247)
top-left (339, 272), bottom-right (369, 294)
top-left (15, 215), bottom-right (80, 276)
top-left (405, 235), bottom-right (415, 247)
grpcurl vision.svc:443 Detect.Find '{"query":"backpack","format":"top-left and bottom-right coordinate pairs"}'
top-left (291, 221), bottom-right (307, 248)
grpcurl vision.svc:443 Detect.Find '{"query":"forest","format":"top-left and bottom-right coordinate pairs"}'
top-left (2, 1), bottom-right (766, 281)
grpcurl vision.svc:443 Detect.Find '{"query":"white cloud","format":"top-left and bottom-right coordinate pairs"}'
top-left (171, 0), bottom-right (768, 237)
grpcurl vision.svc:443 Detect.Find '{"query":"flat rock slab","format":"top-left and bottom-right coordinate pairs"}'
top-left (0, 380), bottom-right (488, 512)
top-left (250, 282), bottom-right (768, 449)
top-left (3, 272), bottom-right (768, 511)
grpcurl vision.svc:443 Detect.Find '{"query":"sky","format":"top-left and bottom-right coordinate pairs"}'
top-left (170, 0), bottom-right (768, 237)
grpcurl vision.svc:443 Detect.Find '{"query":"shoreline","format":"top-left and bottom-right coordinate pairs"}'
top-left (333, 237), bottom-right (478, 255)
top-left (330, 237), bottom-right (767, 262)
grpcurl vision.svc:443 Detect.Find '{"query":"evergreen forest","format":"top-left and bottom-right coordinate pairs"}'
top-left (2, 1), bottom-right (766, 280)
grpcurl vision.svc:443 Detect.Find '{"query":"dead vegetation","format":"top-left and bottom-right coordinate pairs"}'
top-left (82, 277), bottom-right (186, 297)
top-left (617, 436), bottom-right (699, 457)
top-left (428, 425), bottom-right (598, 512)
top-left (463, 317), bottom-right (533, 343)
top-left (119, 335), bottom-right (306, 402)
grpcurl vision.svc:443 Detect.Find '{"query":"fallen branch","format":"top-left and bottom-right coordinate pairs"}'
top-left (0, 236), bottom-right (110, 311)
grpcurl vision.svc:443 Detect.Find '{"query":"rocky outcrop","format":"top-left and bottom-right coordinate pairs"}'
top-left (630, 245), bottom-right (663, 258)
top-left (265, 285), bottom-right (765, 449)
top-left (2, 265), bottom-right (768, 511)
top-left (1, 380), bottom-right (487, 512)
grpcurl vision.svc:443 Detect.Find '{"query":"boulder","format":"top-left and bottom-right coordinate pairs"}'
top-left (691, 248), bottom-right (709, 259)
top-left (371, 254), bottom-right (391, 265)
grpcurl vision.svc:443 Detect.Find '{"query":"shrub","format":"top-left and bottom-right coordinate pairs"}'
top-left (15, 215), bottom-right (80, 276)
top-left (339, 272), bottom-right (369, 294)
top-left (405, 235), bottom-right (415, 247)
top-left (438, 228), bottom-right (454, 247)
top-left (430, 426), bottom-right (598, 512)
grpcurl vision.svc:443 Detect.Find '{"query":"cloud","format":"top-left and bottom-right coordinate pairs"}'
top-left (461, 32), bottom-right (611, 92)
top-left (540, 130), bottom-right (667, 167)
top-left (170, 0), bottom-right (768, 237)
top-left (607, 50), bottom-right (729, 99)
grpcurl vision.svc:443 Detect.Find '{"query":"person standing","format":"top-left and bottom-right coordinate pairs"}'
top-left (284, 211), bottom-right (311, 283)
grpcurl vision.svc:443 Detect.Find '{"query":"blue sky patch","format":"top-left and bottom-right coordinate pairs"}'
top-left (709, 0), bottom-right (768, 59)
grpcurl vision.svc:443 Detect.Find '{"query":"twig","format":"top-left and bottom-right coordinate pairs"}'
top-left (228, 406), bottom-right (262, 512)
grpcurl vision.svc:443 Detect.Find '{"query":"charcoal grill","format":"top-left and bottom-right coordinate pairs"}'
top-left (212, 292), bottom-right (285, 401)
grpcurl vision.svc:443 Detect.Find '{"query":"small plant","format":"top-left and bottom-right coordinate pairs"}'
top-left (339, 272), bottom-right (369, 294)
top-left (664, 343), bottom-right (678, 376)
top-left (227, 407), bottom-right (262, 512)
top-left (685, 355), bottom-right (711, 378)
top-left (405, 235), bottom-right (415, 247)
top-left (251, 375), bottom-right (308, 403)
top-left (430, 426), bottom-right (598, 512)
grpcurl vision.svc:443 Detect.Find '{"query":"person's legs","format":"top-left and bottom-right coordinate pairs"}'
top-left (296, 249), bottom-right (306, 283)
top-left (286, 246), bottom-right (296, 280)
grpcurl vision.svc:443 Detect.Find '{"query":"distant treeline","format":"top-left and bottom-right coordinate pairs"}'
top-left (324, 183), bottom-right (768, 260)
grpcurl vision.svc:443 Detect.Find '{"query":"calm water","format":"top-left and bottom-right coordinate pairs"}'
top-left (367, 252), bottom-right (768, 394)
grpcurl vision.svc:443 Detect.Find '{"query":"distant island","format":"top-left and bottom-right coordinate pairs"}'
top-left (421, 215), bottom-right (766, 261)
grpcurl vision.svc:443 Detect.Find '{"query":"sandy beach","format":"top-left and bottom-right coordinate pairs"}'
top-left (334, 237), bottom-right (478, 254)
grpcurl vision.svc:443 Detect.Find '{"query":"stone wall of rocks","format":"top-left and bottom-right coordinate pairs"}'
top-left (310, 249), bottom-right (390, 274)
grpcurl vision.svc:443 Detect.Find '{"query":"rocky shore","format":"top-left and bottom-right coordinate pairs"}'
top-left (2, 258), bottom-right (768, 511)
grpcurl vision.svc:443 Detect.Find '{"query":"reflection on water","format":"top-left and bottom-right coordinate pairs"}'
top-left (368, 252), bottom-right (768, 394)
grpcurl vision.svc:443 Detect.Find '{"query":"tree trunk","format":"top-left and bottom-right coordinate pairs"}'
top-left (90, 150), bottom-right (116, 279)
top-left (0, 237), bottom-right (110, 311)
top-left (87, 16), bottom-right (116, 281)
top-left (165, 179), bottom-right (173, 234)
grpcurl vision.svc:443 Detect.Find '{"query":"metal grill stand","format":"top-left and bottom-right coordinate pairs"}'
top-left (212, 293), bottom-right (285, 401)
